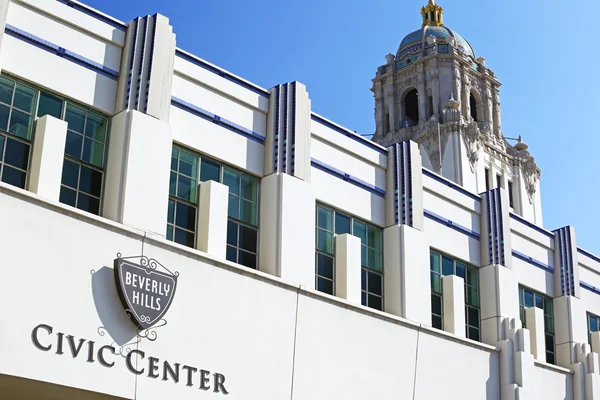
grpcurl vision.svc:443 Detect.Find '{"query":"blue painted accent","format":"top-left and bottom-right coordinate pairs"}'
top-left (291, 82), bottom-right (297, 176)
top-left (512, 250), bottom-right (554, 273)
top-left (422, 169), bottom-right (481, 202)
top-left (171, 97), bottom-right (265, 145)
top-left (581, 281), bottom-right (600, 296)
top-left (175, 49), bottom-right (270, 98)
top-left (424, 209), bottom-right (480, 240)
top-left (5, 25), bottom-right (119, 81)
top-left (273, 86), bottom-right (280, 172)
top-left (578, 248), bottom-right (600, 264)
top-left (282, 84), bottom-right (288, 174)
top-left (134, 17), bottom-right (148, 111)
top-left (124, 18), bottom-right (139, 109)
top-left (407, 143), bottom-right (413, 227)
top-left (553, 227), bottom-right (575, 296)
top-left (310, 159), bottom-right (386, 198)
top-left (392, 145), bottom-right (399, 225)
top-left (509, 213), bottom-right (554, 239)
top-left (144, 16), bottom-right (157, 114)
top-left (310, 114), bottom-right (388, 155)
top-left (56, 0), bottom-right (127, 31)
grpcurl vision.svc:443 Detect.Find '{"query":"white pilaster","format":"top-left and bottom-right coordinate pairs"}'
top-left (554, 295), bottom-right (587, 367)
top-left (383, 224), bottom-right (430, 325)
top-left (334, 234), bottom-right (361, 304)
top-left (196, 180), bottom-right (229, 259)
top-left (103, 110), bottom-right (172, 235)
top-left (479, 264), bottom-right (520, 345)
top-left (592, 332), bottom-right (600, 355)
top-left (258, 173), bottom-right (315, 287)
top-left (385, 140), bottom-right (423, 230)
top-left (28, 115), bottom-right (68, 202)
top-left (116, 14), bottom-right (175, 121)
top-left (442, 275), bottom-right (466, 337)
top-left (526, 306), bottom-right (546, 361)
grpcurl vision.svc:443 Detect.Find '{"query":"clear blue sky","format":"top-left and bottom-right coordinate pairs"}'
top-left (82, 0), bottom-right (600, 254)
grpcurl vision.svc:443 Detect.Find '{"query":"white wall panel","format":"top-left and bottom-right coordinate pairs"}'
top-left (512, 258), bottom-right (554, 296)
top-left (7, 2), bottom-right (122, 71)
top-left (311, 137), bottom-right (386, 190)
top-left (172, 74), bottom-right (266, 136)
top-left (16, 0), bottom-right (126, 46)
top-left (533, 364), bottom-right (573, 400)
top-left (425, 218), bottom-right (481, 266)
top-left (414, 332), bottom-right (500, 400)
top-left (170, 106), bottom-right (264, 176)
top-left (311, 167), bottom-right (385, 226)
top-left (511, 232), bottom-right (554, 270)
top-left (423, 190), bottom-right (480, 234)
top-left (174, 53), bottom-right (269, 113)
top-left (1, 36), bottom-right (117, 113)
top-left (311, 117), bottom-right (387, 168)
top-left (292, 293), bottom-right (418, 400)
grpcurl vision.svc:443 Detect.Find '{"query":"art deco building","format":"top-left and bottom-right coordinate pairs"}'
top-left (0, 0), bottom-right (598, 399)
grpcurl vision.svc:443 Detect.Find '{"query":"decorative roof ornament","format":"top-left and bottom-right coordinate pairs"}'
top-left (421, 0), bottom-right (444, 27)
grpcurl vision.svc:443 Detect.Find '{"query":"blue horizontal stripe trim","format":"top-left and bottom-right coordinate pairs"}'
top-left (175, 50), bottom-right (270, 98)
top-left (171, 97), bottom-right (265, 145)
top-left (56, 0), bottom-right (127, 31)
top-left (311, 158), bottom-right (386, 197)
top-left (424, 209), bottom-right (480, 240)
top-left (581, 281), bottom-right (600, 295)
top-left (512, 250), bottom-right (554, 272)
top-left (5, 25), bottom-right (119, 81)
top-left (509, 213), bottom-right (554, 239)
top-left (422, 169), bottom-right (481, 202)
top-left (578, 248), bottom-right (600, 264)
top-left (311, 114), bottom-right (388, 155)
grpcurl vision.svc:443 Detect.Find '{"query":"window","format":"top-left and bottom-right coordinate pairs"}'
top-left (508, 181), bottom-right (514, 208)
top-left (430, 251), bottom-right (480, 341)
top-left (58, 103), bottom-right (108, 215)
top-left (496, 174), bottom-right (502, 189)
top-left (0, 74), bottom-right (110, 209)
top-left (168, 145), bottom-right (260, 269)
top-left (0, 75), bottom-right (36, 189)
top-left (315, 204), bottom-right (383, 310)
top-left (484, 168), bottom-right (490, 192)
top-left (587, 313), bottom-right (600, 345)
top-left (518, 286), bottom-right (555, 364)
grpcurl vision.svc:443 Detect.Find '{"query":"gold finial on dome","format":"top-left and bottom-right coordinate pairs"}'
top-left (421, 0), bottom-right (444, 27)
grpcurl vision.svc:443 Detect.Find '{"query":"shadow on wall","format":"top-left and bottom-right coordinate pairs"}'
top-left (486, 352), bottom-right (501, 400)
top-left (91, 266), bottom-right (137, 346)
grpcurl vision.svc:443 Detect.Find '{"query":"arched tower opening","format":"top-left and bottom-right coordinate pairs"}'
top-left (469, 90), bottom-right (482, 122)
top-left (404, 89), bottom-right (419, 124)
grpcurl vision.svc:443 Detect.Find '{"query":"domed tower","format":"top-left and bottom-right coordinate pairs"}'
top-left (371, 0), bottom-right (543, 223)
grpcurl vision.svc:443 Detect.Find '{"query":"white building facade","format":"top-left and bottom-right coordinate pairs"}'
top-left (0, 0), bottom-right (599, 399)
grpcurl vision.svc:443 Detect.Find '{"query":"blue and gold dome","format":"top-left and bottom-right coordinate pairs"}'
top-left (395, 0), bottom-right (475, 66)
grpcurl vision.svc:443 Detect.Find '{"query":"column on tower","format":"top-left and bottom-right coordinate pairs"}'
top-left (492, 86), bottom-right (502, 137)
top-left (417, 64), bottom-right (427, 122)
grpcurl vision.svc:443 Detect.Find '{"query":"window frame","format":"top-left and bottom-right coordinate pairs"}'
top-left (430, 250), bottom-right (481, 341)
top-left (518, 285), bottom-right (555, 364)
top-left (168, 144), bottom-right (261, 269)
top-left (58, 102), bottom-right (110, 215)
top-left (587, 312), bottom-right (600, 345)
top-left (315, 203), bottom-right (384, 310)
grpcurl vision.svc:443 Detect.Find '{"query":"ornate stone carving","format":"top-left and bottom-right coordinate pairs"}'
top-left (516, 151), bottom-right (541, 204)
top-left (414, 115), bottom-right (447, 173)
top-left (462, 121), bottom-right (484, 172)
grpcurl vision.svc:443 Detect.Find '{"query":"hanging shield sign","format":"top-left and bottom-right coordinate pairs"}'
top-left (113, 256), bottom-right (178, 330)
